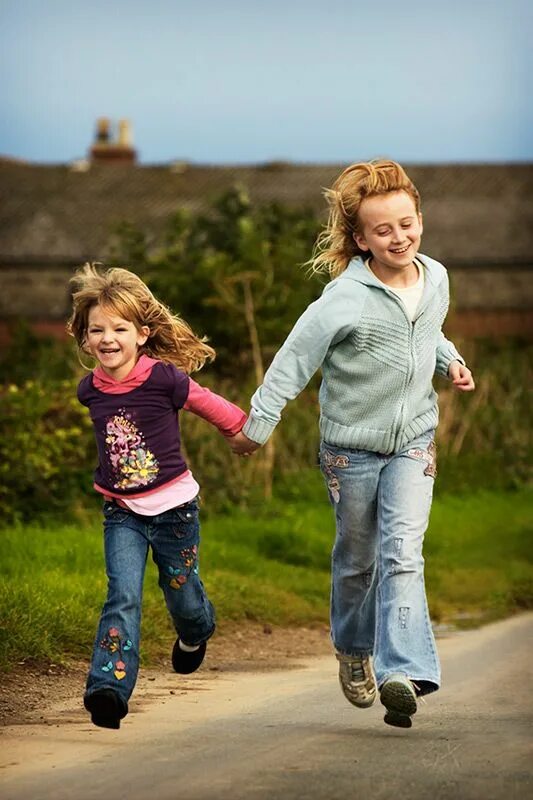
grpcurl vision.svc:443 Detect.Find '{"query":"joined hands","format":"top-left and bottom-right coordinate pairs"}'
top-left (226, 430), bottom-right (262, 457)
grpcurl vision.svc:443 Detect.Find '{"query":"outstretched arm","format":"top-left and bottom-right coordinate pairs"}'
top-left (183, 380), bottom-right (247, 434)
top-left (242, 283), bottom-right (362, 446)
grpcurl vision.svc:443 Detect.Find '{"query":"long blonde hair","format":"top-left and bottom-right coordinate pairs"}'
top-left (67, 263), bottom-right (215, 373)
top-left (308, 159), bottom-right (421, 279)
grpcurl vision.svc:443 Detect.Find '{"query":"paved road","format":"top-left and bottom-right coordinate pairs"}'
top-left (1, 614), bottom-right (532, 800)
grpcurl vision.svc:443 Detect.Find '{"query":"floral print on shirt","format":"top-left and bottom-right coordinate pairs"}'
top-left (105, 409), bottom-right (159, 490)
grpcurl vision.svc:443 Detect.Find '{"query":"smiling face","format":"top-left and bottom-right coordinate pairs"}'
top-left (85, 304), bottom-right (150, 381)
top-left (354, 190), bottom-right (423, 285)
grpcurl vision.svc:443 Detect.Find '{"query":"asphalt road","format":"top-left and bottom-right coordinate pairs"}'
top-left (1, 613), bottom-right (532, 800)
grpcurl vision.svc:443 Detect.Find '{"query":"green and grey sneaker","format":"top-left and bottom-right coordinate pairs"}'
top-left (379, 673), bottom-right (418, 728)
top-left (336, 653), bottom-right (377, 708)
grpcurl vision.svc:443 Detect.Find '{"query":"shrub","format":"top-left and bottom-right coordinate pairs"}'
top-left (0, 379), bottom-right (96, 522)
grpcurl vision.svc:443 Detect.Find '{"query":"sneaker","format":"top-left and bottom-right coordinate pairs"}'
top-left (379, 673), bottom-right (418, 728)
top-left (336, 653), bottom-right (377, 708)
top-left (172, 638), bottom-right (207, 674)
top-left (84, 689), bottom-right (128, 730)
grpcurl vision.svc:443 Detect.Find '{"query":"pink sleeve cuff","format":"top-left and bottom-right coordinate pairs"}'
top-left (183, 379), bottom-right (247, 436)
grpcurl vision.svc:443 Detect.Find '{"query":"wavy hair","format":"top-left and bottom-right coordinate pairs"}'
top-left (308, 160), bottom-right (421, 279)
top-left (67, 263), bottom-right (215, 373)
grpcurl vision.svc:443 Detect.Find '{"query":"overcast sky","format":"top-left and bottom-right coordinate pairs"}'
top-left (1, 0), bottom-right (531, 164)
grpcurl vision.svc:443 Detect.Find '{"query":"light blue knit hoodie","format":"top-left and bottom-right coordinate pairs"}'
top-left (243, 254), bottom-right (464, 455)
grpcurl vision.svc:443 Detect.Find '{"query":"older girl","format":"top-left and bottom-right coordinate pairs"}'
top-left (231, 160), bottom-right (475, 728)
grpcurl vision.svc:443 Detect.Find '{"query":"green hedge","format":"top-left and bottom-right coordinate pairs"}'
top-left (0, 379), bottom-right (94, 522)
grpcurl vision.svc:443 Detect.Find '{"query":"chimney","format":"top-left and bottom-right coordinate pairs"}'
top-left (89, 118), bottom-right (137, 164)
top-left (118, 119), bottom-right (133, 147)
top-left (96, 117), bottom-right (111, 143)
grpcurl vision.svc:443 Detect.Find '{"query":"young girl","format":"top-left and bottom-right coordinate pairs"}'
top-left (230, 160), bottom-right (475, 728)
top-left (68, 264), bottom-right (247, 730)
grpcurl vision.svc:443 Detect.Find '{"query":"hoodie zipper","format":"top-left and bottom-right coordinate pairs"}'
top-left (384, 291), bottom-right (423, 452)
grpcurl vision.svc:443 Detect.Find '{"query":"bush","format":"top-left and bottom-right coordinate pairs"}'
top-left (0, 379), bottom-right (96, 522)
top-left (0, 320), bottom-right (78, 384)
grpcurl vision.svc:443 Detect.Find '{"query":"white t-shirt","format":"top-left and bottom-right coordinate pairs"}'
top-left (365, 258), bottom-right (425, 322)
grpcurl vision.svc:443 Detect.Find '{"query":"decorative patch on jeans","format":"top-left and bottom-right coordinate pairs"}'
top-left (168, 545), bottom-right (198, 589)
top-left (323, 451), bottom-right (350, 469)
top-left (399, 607), bottom-right (410, 629)
top-left (407, 441), bottom-right (437, 478)
top-left (101, 659), bottom-right (127, 680)
top-left (99, 627), bottom-right (132, 680)
top-left (322, 450), bottom-right (349, 503)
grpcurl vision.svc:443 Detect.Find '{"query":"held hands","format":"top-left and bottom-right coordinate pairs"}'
top-left (448, 360), bottom-right (475, 392)
top-left (226, 430), bottom-right (262, 457)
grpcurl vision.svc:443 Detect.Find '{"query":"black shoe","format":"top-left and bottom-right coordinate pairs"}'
top-left (171, 638), bottom-right (207, 674)
top-left (84, 689), bottom-right (128, 730)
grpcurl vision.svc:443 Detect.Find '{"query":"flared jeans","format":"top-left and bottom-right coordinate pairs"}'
top-left (319, 431), bottom-right (440, 695)
top-left (85, 498), bottom-right (215, 707)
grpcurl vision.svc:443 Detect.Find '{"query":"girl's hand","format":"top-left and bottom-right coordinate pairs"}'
top-left (448, 361), bottom-right (475, 392)
top-left (226, 430), bottom-right (262, 456)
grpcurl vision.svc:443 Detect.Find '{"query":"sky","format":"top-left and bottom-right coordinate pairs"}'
top-left (1, 0), bottom-right (532, 165)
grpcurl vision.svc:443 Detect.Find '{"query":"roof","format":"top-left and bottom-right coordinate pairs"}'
top-left (0, 160), bottom-right (532, 267)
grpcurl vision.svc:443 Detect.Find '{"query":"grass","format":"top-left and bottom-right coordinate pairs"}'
top-left (0, 471), bottom-right (531, 671)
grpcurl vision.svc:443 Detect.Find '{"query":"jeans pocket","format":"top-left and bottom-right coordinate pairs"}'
top-left (102, 502), bottom-right (131, 525)
top-left (170, 507), bottom-right (199, 540)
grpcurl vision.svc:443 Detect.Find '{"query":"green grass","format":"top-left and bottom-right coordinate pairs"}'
top-left (0, 473), bottom-right (531, 671)
top-left (423, 491), bottom-right (533, 623)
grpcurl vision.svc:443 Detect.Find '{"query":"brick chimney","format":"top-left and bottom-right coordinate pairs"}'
top-left (89, 117), bottom-right (137, 164)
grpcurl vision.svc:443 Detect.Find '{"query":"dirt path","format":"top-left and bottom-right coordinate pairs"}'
top-left (0, 623), bottom-right (332, 726)
top-left (1, 615), bottom-right (532, 800)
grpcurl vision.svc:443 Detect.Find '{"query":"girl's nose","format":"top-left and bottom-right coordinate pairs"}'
top-left (391, 227), bottom-right (404, 242)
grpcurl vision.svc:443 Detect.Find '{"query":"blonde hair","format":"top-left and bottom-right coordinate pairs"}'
top-left (67, 263), bottom-right (215, 373)
top-left (308, 159), bottom-right (421, 279)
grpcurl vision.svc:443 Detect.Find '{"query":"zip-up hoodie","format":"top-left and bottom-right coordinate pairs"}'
top-left (243, 254), bottom-right (464, 455)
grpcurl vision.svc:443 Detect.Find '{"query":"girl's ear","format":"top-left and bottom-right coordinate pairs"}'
top-left (353, 232), bottom-right (370, 252)
top-left (418, 212), bottom-right (423, 236)
top-left (137, 325), bottom-right (150, 346)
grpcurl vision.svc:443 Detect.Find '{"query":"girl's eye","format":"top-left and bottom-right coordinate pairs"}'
top-left (377, 230), bottom-right (389, 236)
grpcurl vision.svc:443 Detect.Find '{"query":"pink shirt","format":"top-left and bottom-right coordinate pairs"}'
top-left (92, 355), bottom-right (246, 515)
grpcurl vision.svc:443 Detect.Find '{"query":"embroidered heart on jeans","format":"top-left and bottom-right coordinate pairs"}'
top-left (114, 660), bottom-right (126, 680)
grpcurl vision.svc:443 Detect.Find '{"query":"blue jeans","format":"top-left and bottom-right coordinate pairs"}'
top-left (319, 431), bottom-right (440, 696)
top-left (85, 498), bottom-right (215, 707)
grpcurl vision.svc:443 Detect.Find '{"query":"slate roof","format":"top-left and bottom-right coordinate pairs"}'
top-left (0, 160), bottom-right (532, 267)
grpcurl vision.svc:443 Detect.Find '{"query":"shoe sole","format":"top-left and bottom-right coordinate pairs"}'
top-left (380, 681), bottom-right (417, 728)
top-left (384, 709), bottom-right (413, 728)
